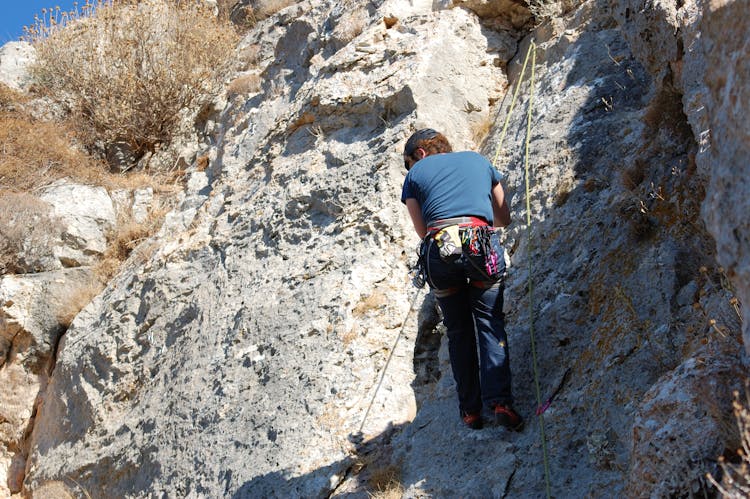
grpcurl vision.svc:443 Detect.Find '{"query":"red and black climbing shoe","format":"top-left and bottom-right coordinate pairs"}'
top-left (461, 411), bottom-right (483, 430)
top-left (493, 405), bottom-right (524, 431)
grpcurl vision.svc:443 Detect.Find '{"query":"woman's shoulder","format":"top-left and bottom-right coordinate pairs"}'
top-left (451, 150), bottom-right (489, 162)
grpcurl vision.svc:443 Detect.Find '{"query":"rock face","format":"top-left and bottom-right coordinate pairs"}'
top-left (0, 268), bottom-right (97, 496)
top-left (612, 0), bottom-right (750, 352)
top-left (699, 0), bottom-right (750, 351)
top-left (10, 0), bottom-right (749, 497)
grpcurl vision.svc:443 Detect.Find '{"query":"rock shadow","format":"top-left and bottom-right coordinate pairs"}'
top-left (230, 422), bottom-right (408, 498)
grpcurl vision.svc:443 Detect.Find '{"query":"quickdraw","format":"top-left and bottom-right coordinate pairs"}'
top-left (461, 225), bottom-right (503, 278)
top-left (536, 368), bottom-right (571, 416)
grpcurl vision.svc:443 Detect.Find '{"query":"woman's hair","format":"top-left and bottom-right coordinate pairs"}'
top-left (419, 134), bottom-right (452, 155)
top-left (404, 128), bottom-right (452, 169)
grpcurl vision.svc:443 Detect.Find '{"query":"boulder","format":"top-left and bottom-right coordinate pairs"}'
top-left (39, 181), bottom-right (117, 267)
top-left (626, 351), bottom-right (744, 496)
top-left (0, 42), bottom-right (36, 91)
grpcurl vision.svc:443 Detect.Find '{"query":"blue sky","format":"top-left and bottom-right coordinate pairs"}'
top-left (0, 1), bottom-right (80, 44)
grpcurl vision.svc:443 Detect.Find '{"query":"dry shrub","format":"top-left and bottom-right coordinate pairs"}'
top-left (526, 0), bottom-right (560, 21)
top-left (32, 0), bottom-right (238, 167)
top-left (0, 192), bottom-right (63, 274)
top-left (642, 85), bottom-right (693, 142)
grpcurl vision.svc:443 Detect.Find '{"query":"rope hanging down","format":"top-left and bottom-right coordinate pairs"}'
top-left (493, 40), bottom-right (553, 499)
top-left (523, 43), bottom-right (553, 499)
top-left (358, 286), bottom-right (423, 434)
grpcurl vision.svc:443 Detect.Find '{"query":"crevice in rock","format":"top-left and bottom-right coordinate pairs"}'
top-left (10, 324), bottom-right (69, 496)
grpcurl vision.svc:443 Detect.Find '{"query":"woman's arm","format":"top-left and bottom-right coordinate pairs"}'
top-left (491, 183), bottom-right (512, 228)
top-left (405, 198), bottom-right (427, 238)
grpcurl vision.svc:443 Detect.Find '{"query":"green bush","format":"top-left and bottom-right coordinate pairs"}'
top-left (31, 0), bottom-right (238, 168)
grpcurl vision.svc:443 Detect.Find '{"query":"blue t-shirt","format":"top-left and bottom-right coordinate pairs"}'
top-left (401, 151), bottom-right (502, 225)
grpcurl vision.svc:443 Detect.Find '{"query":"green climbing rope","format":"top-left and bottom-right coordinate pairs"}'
top-left (493, 39), bottom-right (553, 498)
top-left (523, 43), bottom-right (553, 499)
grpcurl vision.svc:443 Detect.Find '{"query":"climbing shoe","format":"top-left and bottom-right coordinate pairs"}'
top-left (493, 404), bottom-right (524, 431)
top-left (461, 411), bottom-right (483, 430)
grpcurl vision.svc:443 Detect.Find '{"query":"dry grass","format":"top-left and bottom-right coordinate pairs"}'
top-left (228, 0), bottom-right (299, 29)
top-left (0, 83), bottom-right (28, 109)
top-left (31, 0), bottom-right (238, 169)
top-left (332, 6), bottom-right (368, 45)
top-left (32, 481), bottom-right (76, 499)
top-left (56, 280), bottom-right (105, 328)
top-left (238, 44), bottom-right (262, 69)
top-left (0, 82), bottom-right (162, 193)
top-left (353, 291), bottom-right (387, 318)
top-left (708, 386), bottom-right (750, 497)
top-left (228, 73), bottom-right (263, 99)
top-left (553, 178), bottom-right (574, 207)
top-left (470, 114), bottom-right (495, 148)
top-left (253, 0), bottom-right (298, 20)
top-left (0, 109), bottom-right (108, 192)
top-left (367, 463), bottom-right (404, 499)
top-left (0, 192), bottom-right (63, 274)
top-left (95, 202), bottom-right (168, 281)
top-left (622, 158), bottom-right (647, 190)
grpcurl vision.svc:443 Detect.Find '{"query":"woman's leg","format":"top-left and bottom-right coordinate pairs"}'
top-left (470, 282), bottom-right (513, 407)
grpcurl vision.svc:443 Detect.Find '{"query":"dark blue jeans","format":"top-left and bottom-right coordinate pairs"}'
top-left (423, 237), bottom-right (513, 414)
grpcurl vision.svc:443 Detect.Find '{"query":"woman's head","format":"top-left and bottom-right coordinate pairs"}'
top-left (403, 128), bottom-right (452, 170)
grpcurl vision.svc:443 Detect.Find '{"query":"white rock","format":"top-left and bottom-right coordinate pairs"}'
top-left (132, 188), bottom-right (154, 224)
top-left (39, 181), bottom-right (117, 266)
top-left (0, 41), bottom-right (36, 91)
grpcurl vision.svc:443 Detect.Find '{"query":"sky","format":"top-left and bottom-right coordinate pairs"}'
top-left (0, 1), bottom-right (80, 44)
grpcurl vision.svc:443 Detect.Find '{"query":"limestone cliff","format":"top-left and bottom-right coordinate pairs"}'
top-left (2, 0), bottom-right (748, 497)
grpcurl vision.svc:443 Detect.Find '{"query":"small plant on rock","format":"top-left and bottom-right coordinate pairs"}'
top-left (708, 386), bottom-right (750, 497)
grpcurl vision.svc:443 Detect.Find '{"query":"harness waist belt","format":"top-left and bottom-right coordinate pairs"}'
top-left (427, 216), bottom-right (489, 233)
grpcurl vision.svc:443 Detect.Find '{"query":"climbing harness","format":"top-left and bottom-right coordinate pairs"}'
top-left (493, 40), bottom-right (553, 499)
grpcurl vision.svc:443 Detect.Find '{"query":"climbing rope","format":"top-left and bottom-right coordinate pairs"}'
top-left (493, 40), bottom-right (553, 498)
top-left (523, 43), bottom-right (553, 499)
top-left (492, 40), bottom-right (535, 166)
top-left (358, 285), bottom-right (424, 434)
